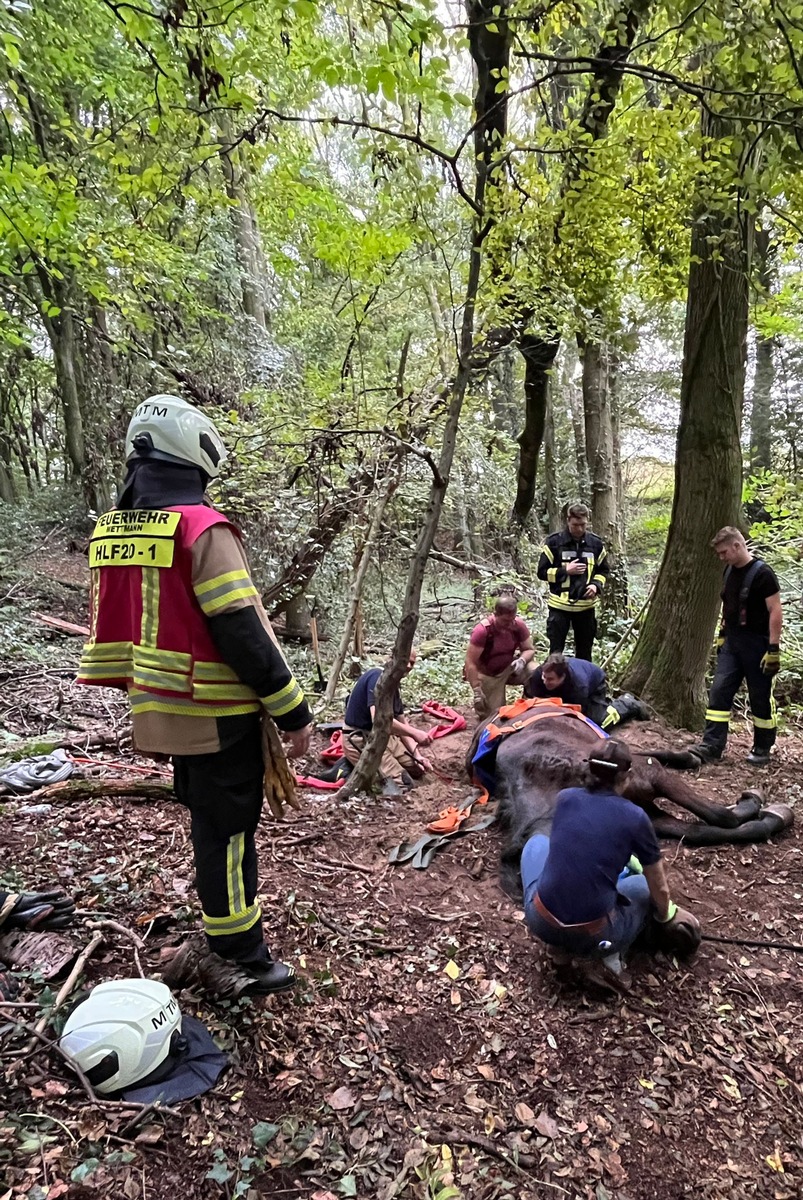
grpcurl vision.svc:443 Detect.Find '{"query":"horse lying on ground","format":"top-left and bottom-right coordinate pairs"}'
top-left (466, 713), bottom-right (794, 899)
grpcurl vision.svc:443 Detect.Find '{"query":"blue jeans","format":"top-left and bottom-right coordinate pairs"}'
top-left (520, 834), bottom-right (652, 958)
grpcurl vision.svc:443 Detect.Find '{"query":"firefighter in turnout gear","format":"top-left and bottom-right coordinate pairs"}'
top-left (691, 527), bottom-right (782, 768)
top-left (78, 395), bottom-right (313, 995)
top-left (536, 503), bottom-right (609, 661)
top-left (525, 653), bottom-right (649, 730)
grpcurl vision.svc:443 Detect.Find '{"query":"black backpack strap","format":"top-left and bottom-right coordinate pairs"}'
top-left (737, 559), bottom-right (763, 626)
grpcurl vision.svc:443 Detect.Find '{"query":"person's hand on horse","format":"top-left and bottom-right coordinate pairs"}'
top-left (4, 890), bottom-right (76, 932)
top-left (282, 723), bottom-right (313, 759)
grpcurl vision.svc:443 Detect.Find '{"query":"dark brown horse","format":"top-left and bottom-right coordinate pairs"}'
top-left (466, 714), bottom-right (793, 898)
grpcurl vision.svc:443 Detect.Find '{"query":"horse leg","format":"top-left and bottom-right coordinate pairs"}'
top-left (636, 748), bottom-right (701, 771)
top-left (636, 767), bottom-right (767, 830)
top-left (652, 804), bottom-right (793, 846)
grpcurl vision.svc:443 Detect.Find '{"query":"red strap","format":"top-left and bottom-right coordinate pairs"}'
top-left (295, 774), bottom-right (342, 791)
top-left (320, 730), bottom-right (344, 761)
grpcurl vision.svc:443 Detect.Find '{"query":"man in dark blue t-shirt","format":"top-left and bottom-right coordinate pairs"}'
top-left (525, 653), bottom-right (648, 730)
top-left (342, 651), bottom-right (433, 796)
top-left (521, 740), bottom-right (698, 984)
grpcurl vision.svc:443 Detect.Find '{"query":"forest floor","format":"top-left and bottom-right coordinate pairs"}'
top-left (1, 550), bottom-right (803, 1200)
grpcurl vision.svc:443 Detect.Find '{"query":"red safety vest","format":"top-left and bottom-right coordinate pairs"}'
top-left (77, 505), bottom-right (261, 719)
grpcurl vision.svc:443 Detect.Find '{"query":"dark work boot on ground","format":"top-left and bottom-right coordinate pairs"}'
top-left (613, 693), bottom-right (650, 722)
top-left (688, 743), bottom-right (722, 765)
top-left (314, 757), bottom-right (353, 783)
top-left (238, 959), bottom-right (297, 995)
top-left (746, 747), bottom-right (771, 766)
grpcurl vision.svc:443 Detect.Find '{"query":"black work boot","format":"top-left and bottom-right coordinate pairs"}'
top-left (688, 743), bottom-right (723, 765)
top-left (313, 757), bottom-right (353, 783)
top-left (613, 693), bottom-right (650, 722)
top-left (746, 746), bottom-right (771, 766)
top-left (238, 958), bottom-right (297, 995)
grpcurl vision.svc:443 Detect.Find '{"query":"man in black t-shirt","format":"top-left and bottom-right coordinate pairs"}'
top-left (691, 527), bottom-right (782, 766)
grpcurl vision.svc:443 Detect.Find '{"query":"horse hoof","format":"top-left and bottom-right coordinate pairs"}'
top-left (761, 803), bottom-right (794, 833)
top-left (733, 790), bottom-right (763, 821)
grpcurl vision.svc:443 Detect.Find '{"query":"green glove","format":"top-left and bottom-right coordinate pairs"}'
top-left (760, 644), bottom-right (781, 677)
top-left (627, 855), bottom-right (643, 875)
top-left (715, 628), bottom-right (725, 653)
top-left (656, 900), bottom-right (678, 923)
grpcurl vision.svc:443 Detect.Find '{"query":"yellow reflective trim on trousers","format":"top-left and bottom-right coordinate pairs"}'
top-left (226, 833), bottom-right (245, 918)
top-left (540, 544), bottom-right (554, 564)
top-left (202, 903), bottom-right (262, 937)
top-left (261, 678), bottom-right (304, 717)
top-left (199, 585), bottom-right (258, 616)
top-left (547, 596), bottom-right (598, 612)
top-left (753, 715), bottom-right (777, 729)
top-left (705, 710), bottom-right (730, 722)
top-left (140, 567), bottom-right (160, 649)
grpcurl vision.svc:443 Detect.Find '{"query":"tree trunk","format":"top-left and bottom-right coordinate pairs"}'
top-left (512, 334), bottom-right (561, 525)
top-left (750, 226), bottom-right (775, 473)
top-left (563, 340), bottom-right (589, 501)
top-left (579, 334), bottom-right (627, 614)
top-left (263, 466), bottom-right (375, 616)
top-left (543, 380), bottom-right (562, 532)
top-left (621, 189), bottom-right (751, 725)
top-left (323, 454), bottom-right (404, 704)
top-left (338, 0), bottom-right (499, 796)
top-left (219, 117), bottom-right (268, 329)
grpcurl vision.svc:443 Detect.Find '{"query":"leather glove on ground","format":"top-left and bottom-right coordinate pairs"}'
top-left (2, 891), bottom-right (76, 931)
top-left (760, 644), bottom-right (781, 676)
top-left (472, 686), bottom-right (488, 717)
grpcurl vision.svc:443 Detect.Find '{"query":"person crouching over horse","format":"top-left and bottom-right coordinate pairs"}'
top-left (520, 739), bottom-right (699, 985)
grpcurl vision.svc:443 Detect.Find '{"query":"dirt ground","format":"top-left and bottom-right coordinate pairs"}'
top-left (1, 567), bottom-right (803, 1200)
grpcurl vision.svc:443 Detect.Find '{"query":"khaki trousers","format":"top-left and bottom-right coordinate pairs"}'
top-left (342, 729), bottom-right (417, 783)
top-left (477, 662), bottom-right (537, 717)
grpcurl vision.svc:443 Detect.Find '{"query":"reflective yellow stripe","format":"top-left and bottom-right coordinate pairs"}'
top-left (592, 575), bottom-right (606, 589)
top-left (547, 596), bottom-right (598, 612)
top-left (140, 567), bottom-right (160, 648)
top-left (77, 661), bottom-right (131, 678)
top-left (540, 544), bottom-right (554, 564)
top-left (202, 903), bottom-right (262, 936)
top-left (193, 681), bottom-right (258, 701)
top-left (194, 569), bottom-right (258, 615)
top-left (547, 568), bottom-right (559, 583)
top-left (226, 833), bottom-right (245, 917)
top-left (705, 709), bottom-right (730, 723)
top-left (597, 547), bottom-right (607, 563)
top-left (135, 645), bottom-right (192, 672)
top-left (200, 585), bottom-right (258, 616)
top-left (133, 666), bottom-right (193, 693)
top-left (261, 678), bottom-right (304, 717)
top-left (80, 640), bottom-right (134, 659)
top-left (128, 689), bottom-right (260, 717)
top-left (753, 715), bottom-right (777, 729)
top-left (193, 660), bottom-right (242, 681)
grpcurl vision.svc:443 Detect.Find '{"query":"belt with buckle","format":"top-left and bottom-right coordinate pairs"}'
top-left (534, 893), bottom-right (611, 937)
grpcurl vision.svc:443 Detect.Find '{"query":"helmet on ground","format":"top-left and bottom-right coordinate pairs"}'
top-left (60, 978), bottom-right (182, 1094)
top-left (125, 394), bottom-right (227, 478)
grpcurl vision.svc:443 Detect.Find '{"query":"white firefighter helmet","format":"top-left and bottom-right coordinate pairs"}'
top-left (60, 978), bottom-right (182, 1094)
top-left (125, 394), bottom-right (227, 479)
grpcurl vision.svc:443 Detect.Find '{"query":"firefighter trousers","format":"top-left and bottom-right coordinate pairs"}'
top-left (173, 718), bottom-right (269, 964)
top-left (701, 631), bottom-right (776, 754)
top-left (546, 607), bottom-right (597, 661)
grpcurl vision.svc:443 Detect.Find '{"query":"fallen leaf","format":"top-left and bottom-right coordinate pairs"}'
top-left (722, 1075), bottom-right (742, 1101)
top-left (312, 1191), bottom-right (339, 1200)
top-left (326, 1087), bottom-right (357, 1111)
top-left (515, 1102), bottom-right (535, 1125)
top-left (135, 1126), bottom-right (163, 1145)
top-left (477, 1065), bottom-right (495, 1081)
top-left (444, 959), bottom-right (460, 980)
top-left (766, 1150), bottom-right (784, 1173)
top-left (534, 1110), bottom-right (559, 1139)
